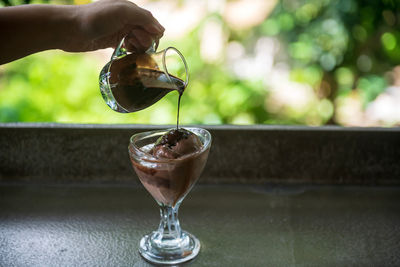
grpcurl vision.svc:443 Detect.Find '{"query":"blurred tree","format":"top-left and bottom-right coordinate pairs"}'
top-left (262, 0), bottom-right (400, 123)
top-left (1, 0), bottom-right (399, 126)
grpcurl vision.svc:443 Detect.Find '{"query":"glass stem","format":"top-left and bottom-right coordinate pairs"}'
top-left (157, 204), bottom-right (182, 241)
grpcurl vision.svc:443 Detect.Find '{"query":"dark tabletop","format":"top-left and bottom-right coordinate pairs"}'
top-left (0, 184), bottom-right (399, 266)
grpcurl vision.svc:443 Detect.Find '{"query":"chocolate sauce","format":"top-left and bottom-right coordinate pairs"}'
top-left (109, 53), bottom-right (186, 126)
top-left (177, 93), bottom-right (182, 129)
top-left (124, 52), bottom-right (204, 207)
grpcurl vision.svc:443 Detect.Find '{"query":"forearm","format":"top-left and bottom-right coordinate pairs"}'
top-left (0, 4), bottom-right (78, 64)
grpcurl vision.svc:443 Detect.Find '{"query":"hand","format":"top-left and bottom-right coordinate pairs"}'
top-left (65, 0), bottom-right (165, 52)
top-left (0, 0), bottom-right (163, 64)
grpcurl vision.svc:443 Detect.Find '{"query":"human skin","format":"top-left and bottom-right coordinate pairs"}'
top-left (0, 0), bottom-right (164, 64)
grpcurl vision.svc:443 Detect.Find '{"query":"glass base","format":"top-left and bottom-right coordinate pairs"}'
top-left (139, 230), bottom-right (200, 265)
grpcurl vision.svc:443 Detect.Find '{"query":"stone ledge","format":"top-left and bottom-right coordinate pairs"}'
top-left (1, 123), bottom-right (399, 185)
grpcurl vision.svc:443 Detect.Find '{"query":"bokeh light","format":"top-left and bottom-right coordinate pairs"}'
top-left (0, 0), bottom-right (400, 126)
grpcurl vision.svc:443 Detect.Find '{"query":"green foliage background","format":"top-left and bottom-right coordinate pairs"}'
top-left (1, 0), bottom-right (399, 125)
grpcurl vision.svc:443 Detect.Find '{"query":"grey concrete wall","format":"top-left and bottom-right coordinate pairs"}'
top-left (0, 123), bottom-right (399, 185)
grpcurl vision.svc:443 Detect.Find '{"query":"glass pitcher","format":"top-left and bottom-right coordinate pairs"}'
top-left (99, 38), bottom-right (189, 113)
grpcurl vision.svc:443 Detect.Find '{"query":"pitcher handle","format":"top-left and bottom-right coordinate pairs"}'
top-left (162, 47), bottom-right (189, 89)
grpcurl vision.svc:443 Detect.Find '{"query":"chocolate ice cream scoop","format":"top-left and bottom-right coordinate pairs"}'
top-left (152, 128), bottom-right (203, 159)
top-left (129, 128), bottom-right (210, 206)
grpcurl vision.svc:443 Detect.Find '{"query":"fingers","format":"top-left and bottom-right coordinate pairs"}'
top-left (142, 18), bottom-right (164, 36)
top-left (126, 26), bottom-right (162, 52)
top-left (125, 33), bottom-right (141, 52)
top-left (125, 30), bottom-right (147, 52)
top-left (124, 3), bottom-right (165, 36)
top-left (131, 28), bottom-right (153, 48)
top-left (83, 0), bottom-right (165, 52)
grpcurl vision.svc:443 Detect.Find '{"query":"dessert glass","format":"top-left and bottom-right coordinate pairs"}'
top-left (128, 127), bottom-right (211, 265)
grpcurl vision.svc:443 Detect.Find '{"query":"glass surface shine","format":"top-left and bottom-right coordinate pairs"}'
top-left (128, 128), bottom-right (211, 265)
top-left (100, 38), bottom-right (189, 113)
